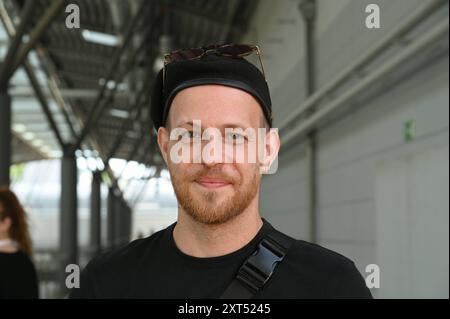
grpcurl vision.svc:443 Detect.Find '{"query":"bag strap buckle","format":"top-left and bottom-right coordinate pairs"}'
top-left (236, 236), bottom-right (287, 293)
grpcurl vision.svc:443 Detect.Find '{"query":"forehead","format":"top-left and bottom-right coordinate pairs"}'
top-left (168, 85), bottom-right (262, 128)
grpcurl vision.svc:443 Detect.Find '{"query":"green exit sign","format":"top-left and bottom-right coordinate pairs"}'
top-left (404, 120), bottom-right (416, 142)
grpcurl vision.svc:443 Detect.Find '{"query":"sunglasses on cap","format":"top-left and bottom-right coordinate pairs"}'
top-left (162, 43), bottom-right (266, 85)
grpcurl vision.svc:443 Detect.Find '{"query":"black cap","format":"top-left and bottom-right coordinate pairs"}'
top-left (150, 53), bottom-right (272, 130)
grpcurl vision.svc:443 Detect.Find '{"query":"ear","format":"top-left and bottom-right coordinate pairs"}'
top-left (157, 126), bottom-right (170, 165)
top-left (0, 217), bottom-right (12, 233)
top-left (259, 128), bottom-right (280, 174)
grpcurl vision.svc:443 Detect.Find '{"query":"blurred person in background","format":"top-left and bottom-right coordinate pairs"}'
top-left (0, 187), bottom-right (39, 299)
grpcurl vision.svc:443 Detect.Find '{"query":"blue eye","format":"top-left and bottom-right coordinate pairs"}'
top-left (226, 132), bottom-right (246, 143)
top-left (182, 131), bottom-right (200, 139)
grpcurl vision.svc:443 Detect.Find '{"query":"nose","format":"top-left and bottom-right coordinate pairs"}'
top-left (201, 135), bottom-right (224, 167)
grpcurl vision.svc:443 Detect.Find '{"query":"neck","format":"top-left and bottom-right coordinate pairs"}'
top-left (173, 196), bottom-right (263, 258)
top-left (0, 237), bottom-right (19, 253)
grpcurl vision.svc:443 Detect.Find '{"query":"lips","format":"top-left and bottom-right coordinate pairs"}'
top-left (195, 177), bottom-right (231, 188)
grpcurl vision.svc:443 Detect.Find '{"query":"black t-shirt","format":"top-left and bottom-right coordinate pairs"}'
top-left (0, 250), bottom-right (39, 299)
top-left (70, 219), bottom-right (372, 299)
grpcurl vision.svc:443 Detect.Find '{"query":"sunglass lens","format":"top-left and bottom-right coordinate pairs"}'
top-left (218, 44), bottom-right (253, 56)
top-left (170, 48), bottom-right (204, 62)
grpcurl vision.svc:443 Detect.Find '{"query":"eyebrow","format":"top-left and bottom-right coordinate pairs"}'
top-left (174, 121), bottom-right (250, 129)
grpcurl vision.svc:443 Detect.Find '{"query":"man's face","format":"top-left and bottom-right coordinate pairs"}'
top-left (157, 85), bottom-right (272, 225)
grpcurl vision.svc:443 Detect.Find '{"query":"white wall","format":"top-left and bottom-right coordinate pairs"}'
top-left (375, 145), bottom-right (449, 298)
top-left (244, 0), bottom-right (449, 298)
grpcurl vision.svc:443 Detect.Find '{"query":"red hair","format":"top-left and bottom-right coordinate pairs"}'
top-left (0, 187), bottom-right (33, 256)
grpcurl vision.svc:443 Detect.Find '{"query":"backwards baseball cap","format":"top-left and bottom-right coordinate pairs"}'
top-left (150, 52), bottom-right (273, 130)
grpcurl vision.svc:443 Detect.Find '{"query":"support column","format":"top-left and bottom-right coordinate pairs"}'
top-left (306, 132), bottom-right (317, 243)
top-left (125, 203), bottom-right (132, 243)
top-left (0, 93), bottom-right (11, 187)
top-left (300, 0), bottom-right (318, 243)
top-left (114, 195), bottom-right (124, 246)
top-left (107, 186), bottom-right (116, 249)
top-left (89, 171), bottom-right (101, 256)
top-left (121, 201), bottom-right (132, 244)
top-left (59, 144), bottom-right (78, 294)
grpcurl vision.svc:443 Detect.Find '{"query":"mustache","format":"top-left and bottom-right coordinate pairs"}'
top-left (189, 169), bottom-right (237, 184)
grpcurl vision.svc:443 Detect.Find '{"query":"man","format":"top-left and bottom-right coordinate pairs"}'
top-left (70, 45), bottom-right (372, 299)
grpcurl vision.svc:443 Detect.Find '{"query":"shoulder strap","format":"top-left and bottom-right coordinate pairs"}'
top-left (220, 227), bottom-right (296, 299)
